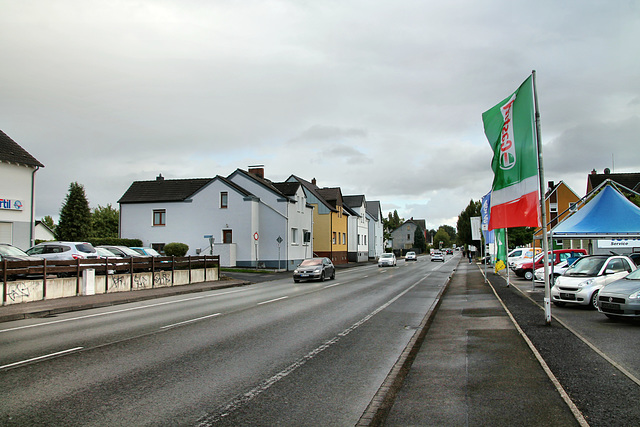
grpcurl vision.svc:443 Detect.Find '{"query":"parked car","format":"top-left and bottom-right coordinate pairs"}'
top-left (96, 247), bottom-right (124, 259)
top-left (0, 243), bottom-right (43, 262)
top-left (534, 260), bottom-right (571, 284)
top-left (293, 257), bottom-right (335, 282)
top-left (629, 253), bottom-right (640, 267)
top-left (26, 241), bottom-right (99, 260)
top-left (431, 251), bottom-right (444, 262)
top-left (508, 247), bottom-right (541, 269)
top-left (405, 251), bottom-right (417, 261)
top-left (515, 249), bottom-right (588, 281)
top-left (378, 253), bottom-right (397, 267)
top-left (551, 255), bottom-right (636, 308)
top-left (597, 268), bottom-right (640, 319)
top-left (130, 247), bottom-right (163, 257)
top-left (97, 245), bottom-right (145, 258)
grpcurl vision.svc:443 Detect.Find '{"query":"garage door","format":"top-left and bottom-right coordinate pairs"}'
top-left (0, 222), bottom-right (12, 244)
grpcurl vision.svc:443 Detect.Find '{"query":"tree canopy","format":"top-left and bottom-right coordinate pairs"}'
top-left (433, 227), bottom-right (451, 249)
top-left (91, 204), bottom-right (119, 238)
top-left (456, 199), bottom-right (481, 248)
top-left (55, 182), bottom-right (92, 241)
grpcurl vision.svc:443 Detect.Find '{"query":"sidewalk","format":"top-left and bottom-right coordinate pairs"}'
top-left (383, 259), bottom-right (580, 426)
top-left (0, 278), bottom-right (249, 323)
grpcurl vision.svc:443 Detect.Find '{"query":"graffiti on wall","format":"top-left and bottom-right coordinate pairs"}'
top-left (7, 282), bottom-right (31, 302)
top-left (154, 271), bottom-right (172, 287)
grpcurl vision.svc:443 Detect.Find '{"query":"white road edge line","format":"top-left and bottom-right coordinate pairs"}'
top-left (323, 282), bottom-right (342, 289)
top-left (257, 296), bottom-right (288, 305)
top-left (160, 313), bottom-right (222, 330)
top-left (0, 288), bottom-right (248, 334)
top-left (1, 347), bottom-right (84, 370)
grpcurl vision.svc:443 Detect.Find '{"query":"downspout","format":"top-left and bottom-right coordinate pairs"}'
top-left (30, 166), bottom-right (40, 247)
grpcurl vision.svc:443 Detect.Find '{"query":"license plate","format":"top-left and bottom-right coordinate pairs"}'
top-left (600, 302), bottom-right (620, 310)
top-left (560, 293), bottom-right (575, 300)
top-left (301, 274), bottom-right (309, 277)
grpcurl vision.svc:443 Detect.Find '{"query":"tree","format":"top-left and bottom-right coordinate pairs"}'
top-left (456, 199), bottom-right (481, 248)
top-left (508, 226), bottom-right (536, 248)
top-left (56, 182), bottom-right (92, 241)
top-left (414, 227), bottom-right (426, 252)
top-left (41, 215), bottom-right (55, 232)
top-left (440, 225), bottom-right (457, 243)
top-left (91, 204), bottom-right (119, 238)
top-left (433, 227), bottom-right (451, 249)
top-left (382, 210), bottom-right (404, 242)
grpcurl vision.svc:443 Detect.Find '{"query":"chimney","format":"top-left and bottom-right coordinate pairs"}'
top-left (156, 174), bottom-right (164, 181)
top-left (248, 165), bottom-right (264, 179)
top-left (548, 181), bottom-right (555, 191)
top-left (591, 168), bottom-right (597, 175)
top-left (311, 178), bottom-right (317, 186)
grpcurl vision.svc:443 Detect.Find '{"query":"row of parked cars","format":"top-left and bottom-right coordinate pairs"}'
top-left (0, 241), bottom-right (163, 263)
top-left (507, 247), bottom-right (640, 320)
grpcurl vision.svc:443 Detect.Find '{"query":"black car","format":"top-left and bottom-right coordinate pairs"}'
top-left (293, 257), bottom-right (335, 282)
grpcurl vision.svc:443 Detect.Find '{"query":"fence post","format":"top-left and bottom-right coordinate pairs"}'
top-left (204, 255), bottom-right (207, 282)
top-left (43, 259), bottom-right (47, 300)
top-left (76, 259), bottom-right (81, 296)
top-left (2, 259), bottom-right (6, 305)
top-left (129, 257), bottom-right (134, 290)
top-left (171, 256), bottom-right (175, 286)
top-left (151, 256), bottom-right (155, 288)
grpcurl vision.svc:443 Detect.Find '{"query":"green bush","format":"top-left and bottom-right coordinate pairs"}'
top-left (163, 242), bottom-right (189, 257)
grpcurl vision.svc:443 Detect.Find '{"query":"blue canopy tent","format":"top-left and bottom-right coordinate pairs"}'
top-left (551, 185), bottom-right (640, 240)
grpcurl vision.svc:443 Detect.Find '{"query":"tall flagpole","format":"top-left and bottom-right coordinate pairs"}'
top-left (532, 70), bottom-right (552, 324)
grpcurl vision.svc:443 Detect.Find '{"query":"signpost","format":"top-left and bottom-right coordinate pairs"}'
top-left (204, 235), bottom-right (214, 255)
top-left (276, 236), bottom-right (283, 271)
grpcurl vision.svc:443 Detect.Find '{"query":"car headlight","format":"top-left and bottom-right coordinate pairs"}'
top-left (629, 290), bottom-right (640, 299)
top-left (578, 278), bottom-right (594, 290)
top-left (294, 269), bottom-right (299, 274)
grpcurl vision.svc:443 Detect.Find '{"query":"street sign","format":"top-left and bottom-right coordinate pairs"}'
top-left (203, 234), bottom-right (213, 238)
top-left (276, 236), bottom-right (283, 244)
top-left (254, 232), bottom-right (259, 241)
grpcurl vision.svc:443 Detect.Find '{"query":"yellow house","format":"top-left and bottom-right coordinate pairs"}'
top-left (287, 176), bottom-right (349, 264)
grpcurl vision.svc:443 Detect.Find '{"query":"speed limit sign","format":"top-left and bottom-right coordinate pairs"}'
top-left (253, 232), bottom-right (259, 241)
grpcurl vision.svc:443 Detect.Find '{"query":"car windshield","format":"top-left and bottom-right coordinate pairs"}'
top-left (75, 243), bottom-right (96, 254)
top-left (0, 245), bottom-right (29, 256)
top-left (145, 248), bottom-right (162, 256)
top-left (117, 247), bottom-right (142, 256)
top-left (407, 252), bottom-right (415, 256)
top-left (300, 259), bottom-right (322, 266)
top-left (380, 254), bottom-right (394, 259)
top-left (624, 269), bottom-right (640, 280)
top-left (566, 257), bottom-right (607, 277)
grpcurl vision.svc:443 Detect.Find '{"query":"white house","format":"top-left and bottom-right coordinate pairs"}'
top-left (118, 167), bottom-right (313, 270)
top-left (343, 195), bottom-right (369, 263)
top-left (366, 200), bottom-right (384, 259)
top-left (0, 130), bottom-right (44, 250)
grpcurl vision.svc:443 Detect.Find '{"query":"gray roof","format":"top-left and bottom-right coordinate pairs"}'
top-left (288, 175), bottom-right (338, 212)
top-left (0, 130), bottom-right (44, 168)
top-left (366, 200), bottom-right (381, 221)
top-left (343, 195), bottom-right (365, 209)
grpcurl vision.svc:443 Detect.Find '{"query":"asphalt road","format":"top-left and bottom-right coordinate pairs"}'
top-left (0, 255), bottom-right (456, 426)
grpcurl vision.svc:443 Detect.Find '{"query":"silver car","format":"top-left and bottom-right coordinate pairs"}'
top-left (597, 268), bottom-right (640, 319)
top-left (551, 255), bottom-right (636, 308)
top-left (26, 241), bottom-right (99, 260)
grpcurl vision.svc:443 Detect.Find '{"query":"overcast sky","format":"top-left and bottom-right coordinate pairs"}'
top-left (2, 0), bottom-right (638, 230)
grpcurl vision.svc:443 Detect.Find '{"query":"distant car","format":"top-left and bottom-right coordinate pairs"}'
top-left (97, 245), bottom-right (145, 258)
top-left (378, 253), bottom-right (397, 267)
top-left (597, 268), bottom-right (640, 319)
top-left (508, 247), bottom-right (541, 269)
top-left (26, 241), bottom-right (99, 260)
top-left (0, 243), bottom-right (43, 262)
top-left (293, 257), bottom-right (335, 282)
top-left (405, 251), bottom-right (417, 261)
top-left (431, 251), bottom-right (444, 262)
top-left (551, 255), bottom-right (636, 308)
top-left (446, 249), bottom-right (453, 255)
top-left (515, 249), bottom-right (587, 281)
top-left (130, 247), bottom-right (163, 257)
top-left (534, 260), bottom-right (571, 284)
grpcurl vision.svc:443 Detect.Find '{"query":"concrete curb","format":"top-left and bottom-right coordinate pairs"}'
top-left (356, 260), bottom-right (456, 426)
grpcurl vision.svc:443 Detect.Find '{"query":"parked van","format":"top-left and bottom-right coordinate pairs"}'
top-left (508, 247), bottom-right (542, 270)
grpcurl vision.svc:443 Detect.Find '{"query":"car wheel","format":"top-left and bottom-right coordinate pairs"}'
top-left (553, 301), bottom-right (566, 307)
top-left (590, 290), bottom-right (599, 310)
top-left (524, 271), bottom-right (534, 281)
top-left (320, 272), bottom-right (325, 282)
top-left (330, 271), bottom-right (335, 280)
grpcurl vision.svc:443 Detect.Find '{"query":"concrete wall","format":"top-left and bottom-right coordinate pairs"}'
top-left (2, 267), bottom-right (219, 305)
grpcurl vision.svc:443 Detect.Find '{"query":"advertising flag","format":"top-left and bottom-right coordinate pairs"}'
top-left (483, 75), bottom-right (540, 230)
top-left (481, 192), bottom-right (494, 244)
top-left (494, 228), bottom-right (507, 272)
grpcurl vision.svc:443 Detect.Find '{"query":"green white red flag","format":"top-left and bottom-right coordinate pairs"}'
top-left (483, 75), bottom-right (540, 230)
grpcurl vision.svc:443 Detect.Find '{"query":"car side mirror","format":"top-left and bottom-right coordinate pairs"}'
top-left (604, 269), bottom-right (615, 275)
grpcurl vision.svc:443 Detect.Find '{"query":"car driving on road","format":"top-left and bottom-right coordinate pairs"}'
top-left (431, 251), bottom-right (444, 262)
top-left (405, 251), bottom-right (417, 261)
top-left (293, 257), bottom-right (335, 282)
top-left (378, 253), bottom-right (397, 267)
top-left (551, 255), bottom-right (636, 308)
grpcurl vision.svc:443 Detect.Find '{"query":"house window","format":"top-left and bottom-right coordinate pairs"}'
top-left (407, 234), bottom-right (411, 240)
top-left (303, 230), bottom-right (311, 244)
top-left (153, 209), bottom-right (166, 226)
top-left (332, 232), bottom-right (337, 245)
top-left (292, 228), bottom-right (298, 244)
top-left (223, 229), bottom-right (233, 243)
top-left (342, 233), bottom-right (346, 245)
top-left (220, 192), bottom-right (228, 209)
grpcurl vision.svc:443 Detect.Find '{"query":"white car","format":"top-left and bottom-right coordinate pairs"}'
top-left (508, 248), bottom-right (540, 270)
top-left (431, 251), bottom-right (445, 262)
top-left (551, 255), bottom-right (636, 308)
top-left (405, 251), bottom-right (417, 261)
top-left (534, 260), bottom-right (571, 283)
top-left (378, 253), bottom-right (397, 267)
